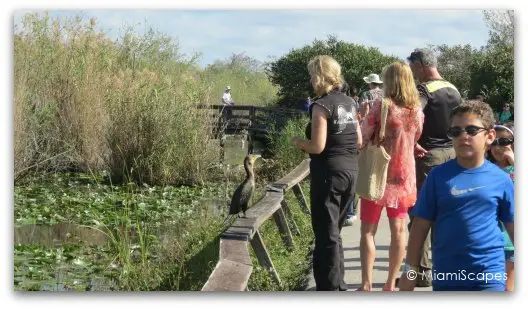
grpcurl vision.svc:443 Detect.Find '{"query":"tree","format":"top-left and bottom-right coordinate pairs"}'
top-left (206, 52), bottom-right (264, 73)
top-left (431, 44), bottom-right (478, 99)
top-left (201, 53), bottom-right (277, 106)
top-left (483, 10), bottom-right (514, 45)
top-left (266, 35), bottom-right (399, 108)
top-left (467, 10), bottom-right (514, 110)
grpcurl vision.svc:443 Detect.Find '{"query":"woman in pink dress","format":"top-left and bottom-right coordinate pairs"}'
top-left (357, 62), bottom-right (424, 291)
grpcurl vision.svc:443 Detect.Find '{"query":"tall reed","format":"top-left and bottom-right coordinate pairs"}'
top-left (14, 12), bottom-right (279, 185)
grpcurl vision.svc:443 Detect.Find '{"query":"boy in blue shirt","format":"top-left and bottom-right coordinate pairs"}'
top-left (399, 100), bottom-right (514, 291)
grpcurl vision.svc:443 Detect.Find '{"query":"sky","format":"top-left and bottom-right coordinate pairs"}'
top-left (13, 9), bottom-right (493, 68)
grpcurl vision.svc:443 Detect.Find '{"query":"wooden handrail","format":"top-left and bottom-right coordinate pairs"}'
top-left (197, 104), bottom-right (305, 115)
top-left (198, 104), bottom-right (307, 142)
top-left (272, 160), bottom-right (311, 192)
top-left (201, 159), bottom-right (311, 291)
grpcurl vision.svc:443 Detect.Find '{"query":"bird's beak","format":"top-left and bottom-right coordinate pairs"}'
top-left (252, 154), bottom-right (261, 163)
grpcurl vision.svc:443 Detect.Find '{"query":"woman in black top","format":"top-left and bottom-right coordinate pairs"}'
top-left (292, 55), bottom-right (362, 291)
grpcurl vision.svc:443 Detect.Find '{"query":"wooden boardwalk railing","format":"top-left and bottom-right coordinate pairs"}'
top-left (201, 159), bottom-right (311, 291)
top-left (197, 104), bottom-right (306, 138)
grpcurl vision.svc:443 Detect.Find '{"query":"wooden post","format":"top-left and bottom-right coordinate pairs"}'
top-left (281, 200), bottom-right (300, 236)
top-left (292, 184), bottom-right (310, 215)
top-left (250, 230), bottom-right (281, 285)
top-left (272, 207), bottom-right (295, 250)
top-left (249, 106), bottom-right (255, 127)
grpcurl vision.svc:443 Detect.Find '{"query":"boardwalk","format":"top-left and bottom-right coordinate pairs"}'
top-left (304, 209), bottom-right (432, 292)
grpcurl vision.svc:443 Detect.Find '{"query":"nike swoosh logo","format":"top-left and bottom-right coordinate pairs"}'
top-left (450, 185), bottom-right (486, 196)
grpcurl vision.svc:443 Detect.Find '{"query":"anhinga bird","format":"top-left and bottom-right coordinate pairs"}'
top-left (223, 154), bottom-right (261, 225)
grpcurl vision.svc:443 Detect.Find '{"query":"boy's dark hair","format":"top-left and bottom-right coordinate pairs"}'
top-left (450, 100), bottom-right (495, 129)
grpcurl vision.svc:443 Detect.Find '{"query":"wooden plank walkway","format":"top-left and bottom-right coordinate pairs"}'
top-left (304, 206), bottom-right (432, 292)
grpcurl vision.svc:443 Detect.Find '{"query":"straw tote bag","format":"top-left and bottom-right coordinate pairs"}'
top-left (355, 99), bottom-right (391, 201)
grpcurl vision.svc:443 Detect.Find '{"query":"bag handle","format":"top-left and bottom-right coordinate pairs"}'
top-left (377, 98), bottom-right (389, 146)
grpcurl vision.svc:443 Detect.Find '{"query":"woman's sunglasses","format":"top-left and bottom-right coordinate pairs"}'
top-left (447, 125), bottom-right (488, 138)
top-left (491, 137), bottom-right (514, 147)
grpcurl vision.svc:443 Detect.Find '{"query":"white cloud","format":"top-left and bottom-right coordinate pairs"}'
top-left (13, 9), bottom-right (492, 66)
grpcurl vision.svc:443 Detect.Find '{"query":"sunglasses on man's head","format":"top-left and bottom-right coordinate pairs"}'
top-left (447, 125), bottom-right (488, 138)
top-left (491, 137), bottom-right (514, 147)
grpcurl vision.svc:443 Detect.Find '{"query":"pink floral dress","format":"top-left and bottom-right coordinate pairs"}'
top-left (361, 98), bottom-right (424, 208)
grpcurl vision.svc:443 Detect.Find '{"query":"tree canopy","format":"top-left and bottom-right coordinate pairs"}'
top-left (266, 10), bottom-right (514, 112)
top-left (266, 35), bottom-right (398, 108)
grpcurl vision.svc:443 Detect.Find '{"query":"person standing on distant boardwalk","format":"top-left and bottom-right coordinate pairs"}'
top-left (221, 85), bottom-right (235, 120)
top-left (292, 55), bottom-right (361, 291)
top-left (222, 85), bottom-right (235, 105)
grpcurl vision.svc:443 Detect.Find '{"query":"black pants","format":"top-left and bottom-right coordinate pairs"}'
top-left (310, 163), bottom-right (357, 291)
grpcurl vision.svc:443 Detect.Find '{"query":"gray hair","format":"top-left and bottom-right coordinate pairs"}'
top-left (407, 48), bottom-right (437, 67)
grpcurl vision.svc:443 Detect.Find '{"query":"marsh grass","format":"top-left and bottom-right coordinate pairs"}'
top-left (14, 12), bottom-right (278, 185)
top-left (257, 116), bottom-right (309, 182)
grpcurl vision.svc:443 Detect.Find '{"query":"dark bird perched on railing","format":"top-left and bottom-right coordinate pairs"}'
top-left (222, 154), bottom-right (261, 226)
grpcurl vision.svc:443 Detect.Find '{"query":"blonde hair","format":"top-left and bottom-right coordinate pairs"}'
top-left (307, 55), bottom-right (343, 96)
top-left (382, 61), bottom-right (420, 108)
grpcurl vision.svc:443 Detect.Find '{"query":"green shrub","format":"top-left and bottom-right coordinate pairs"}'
top-left (260, 116), bottom-right (309, 180)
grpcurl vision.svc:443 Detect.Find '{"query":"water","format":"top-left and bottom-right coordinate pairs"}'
top-left (203, 199), bottom-right (229, 217)
top-left (13, 192), bottom-right (232, 291)
top-left (220, 132), bottom-right (265, 165)
top-left (14, 132), bottom-right (261, 291)
top-left (14, 223), bottom-right (108, 247)
top-left (14, 223), bottom-right (117, 291)
top-left (222, 133), bottom-right (249, 166)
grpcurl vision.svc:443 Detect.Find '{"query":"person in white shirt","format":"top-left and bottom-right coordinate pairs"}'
top-left (222, 86), bottom-right (235, 105)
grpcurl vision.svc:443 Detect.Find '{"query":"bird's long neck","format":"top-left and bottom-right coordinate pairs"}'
top-left (244, 162), bottom-right (254, 181)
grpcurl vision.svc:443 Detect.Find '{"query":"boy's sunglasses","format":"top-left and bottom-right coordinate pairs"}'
top-left (447, 125), bottom-right (488, 138)
top-left (491, 137), bottom-right (514, 147)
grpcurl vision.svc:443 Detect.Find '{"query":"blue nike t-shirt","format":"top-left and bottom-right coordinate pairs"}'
top-left (411, 159), bottom-right (514, 289)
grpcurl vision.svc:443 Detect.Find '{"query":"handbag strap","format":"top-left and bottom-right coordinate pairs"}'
top-left (377, 98), bottom-right (389, 146)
